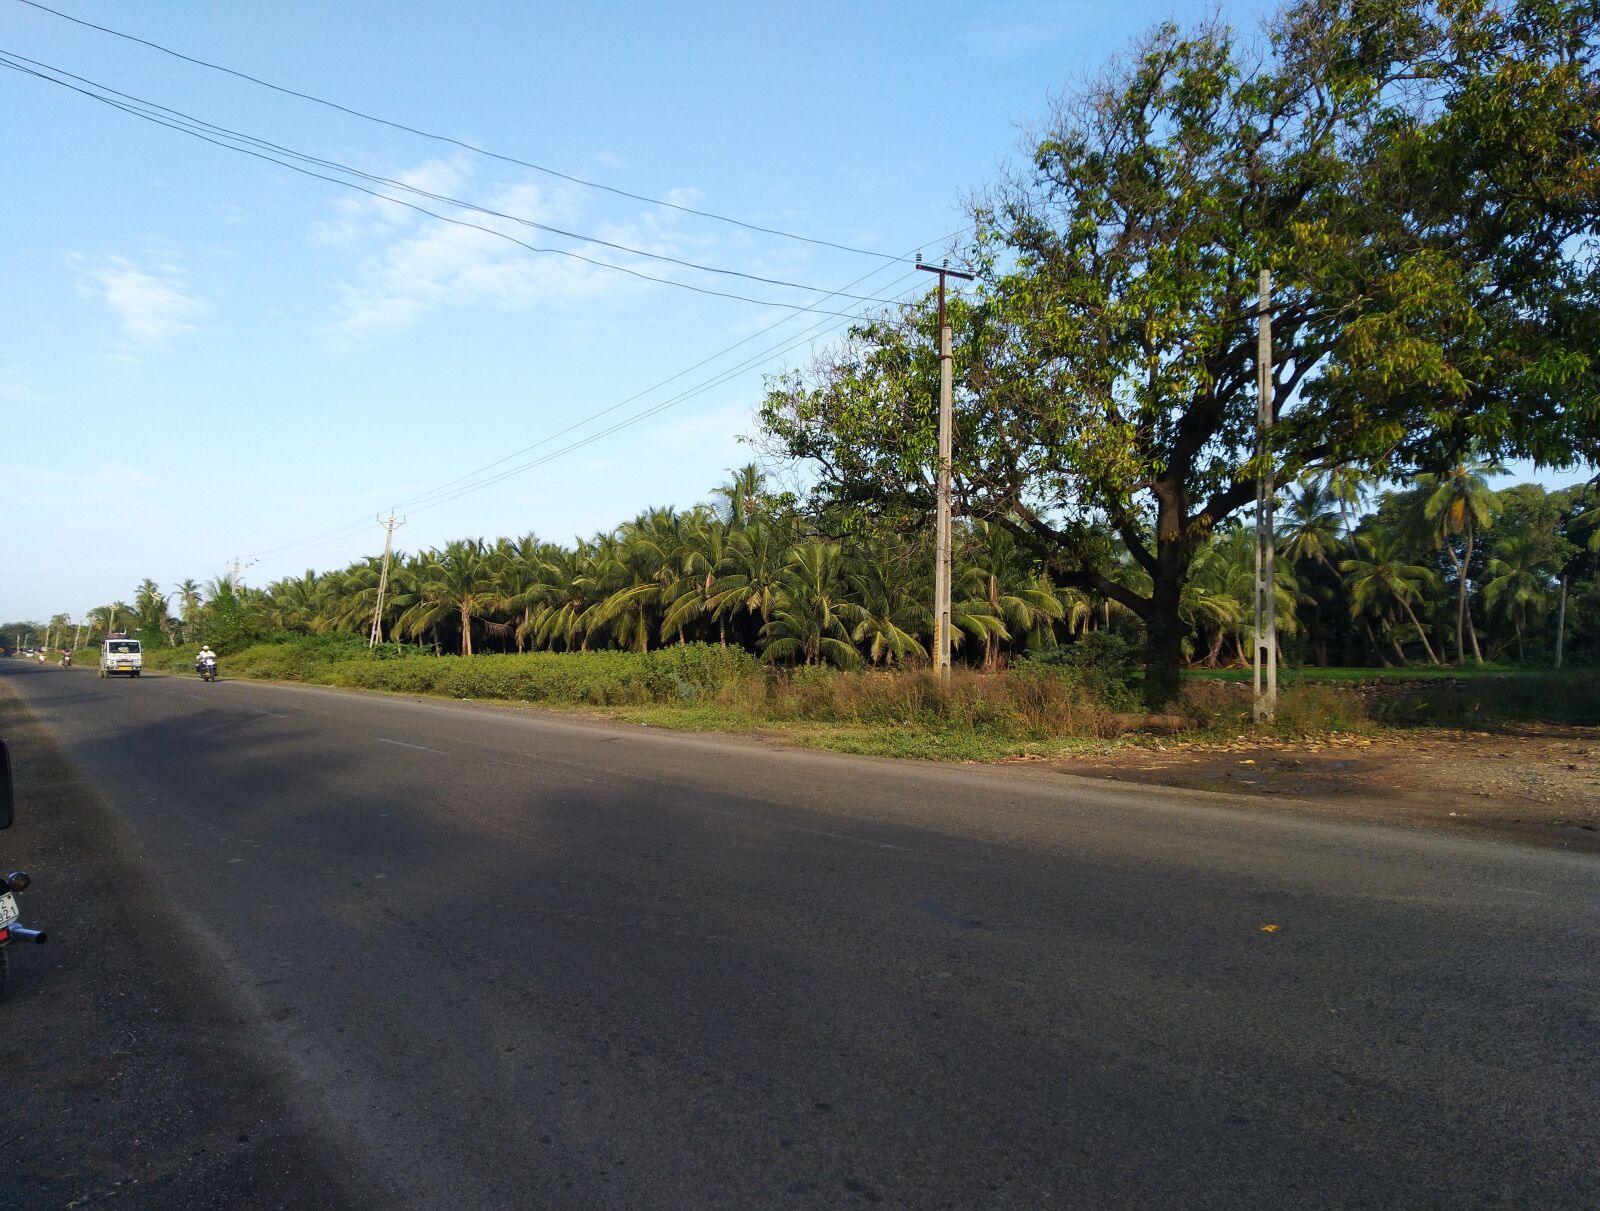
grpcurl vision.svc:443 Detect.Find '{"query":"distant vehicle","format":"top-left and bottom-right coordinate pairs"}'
top-left (99, 636), bottom-right (142, 678)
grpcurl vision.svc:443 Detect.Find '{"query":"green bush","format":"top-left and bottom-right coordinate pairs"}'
top-left (319, 644), bottom-right (764, 707)
top-left (1015, 631), bottom-right (1141, 712)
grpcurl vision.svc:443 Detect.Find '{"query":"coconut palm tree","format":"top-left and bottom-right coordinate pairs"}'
top-left (490, 533), bottom-right (555, 653)
top-left (263, 570), bottom-right (322, 634)
top-left (174, 578), bottom-right (203, 641)
top-left (706, 515), bottom-right (791, 641)
top-left (660, 512), bottom-right (734, 645)
top-left (401, 539), bottom-right (499, 656)
top-left (131, 579), bottom-right (178, 646)
top-left (847, 542), bottom-right (929, 666)
top-left (713, 463), bottom-right (766, 530)
top-left (582, 520), bottom-right (667, 654)
top-left (1282, 479), bottom-right (1347, 574)
top-left (957, 521), bottom-right (1064, 669)
top-left (1420, 461), bottom-right (1504, 664)
top-left (760, 540), bottom-right (865, 668)
top-left (1341, 535), bottom-right (1442, 666)
top-left (1482, 534), bottom-right (1549, 662)
top-left (526, 545), bottom-right (594, 652)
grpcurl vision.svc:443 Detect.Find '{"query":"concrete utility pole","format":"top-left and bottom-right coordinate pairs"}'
top-left (1555, 574), bottom-right (1568, 668)
top-left (917, 254), bottom-right (974, 684)
top-left (1253, 269), bottom-right (1278, 723)
top-left (369, 513), bottom-right (406, 648)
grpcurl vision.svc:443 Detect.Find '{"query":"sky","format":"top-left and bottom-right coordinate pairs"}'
top-left (1, 0), bottom-right (1591, 623)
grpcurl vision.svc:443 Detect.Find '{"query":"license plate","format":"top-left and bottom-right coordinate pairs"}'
top-left (0, 892), bottom-right (17, 929)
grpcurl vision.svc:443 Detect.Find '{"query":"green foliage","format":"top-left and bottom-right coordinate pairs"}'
top-left (1015, 632), bottom-right (1142, 712)
top-left (332, 644), bottom-right (764, 707)
top-left (759, 0), bottom-right (1600, 704)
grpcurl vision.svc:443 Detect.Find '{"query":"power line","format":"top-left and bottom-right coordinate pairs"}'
top-left (0, 52), bottom-right (902, 311)
top-left (228, 218), bottom-right (968, 564)
top-left (401, 275), bottom-right (930, 520)
top-left (13, 0), bottom-right (904, 262)
top-left (242, 265), bottom-right (934, 564)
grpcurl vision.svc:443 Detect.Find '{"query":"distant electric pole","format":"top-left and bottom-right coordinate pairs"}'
top-left (1555, 573), bottom-right (1568, 668)
top-left (369, 512), bottom-right (406, 648)
top-left (917, 254), bottom-right (974, 684)
top-left (227, 557), bottom-right (257, 587)
top-left (1253, 269), bottom-right (1278, 723)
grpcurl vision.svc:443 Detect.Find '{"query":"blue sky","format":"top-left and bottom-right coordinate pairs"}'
top-left (1, 0), bottom-right (1589, 622)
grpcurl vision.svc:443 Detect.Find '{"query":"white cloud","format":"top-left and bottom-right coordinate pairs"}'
top-left (311, 157), bottom-right (471, 247)
top-left (75, 254), bottom-right (207, 351)
top-left (594, 150), bottom-right (627, 171)
top-left (318, 159), bottom-right (700, 350)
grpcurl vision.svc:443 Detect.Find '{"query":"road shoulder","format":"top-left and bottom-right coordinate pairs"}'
top-left (0, 680), bottom-right (364, 1209)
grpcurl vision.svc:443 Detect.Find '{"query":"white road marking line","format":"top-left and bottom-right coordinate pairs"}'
top-left (253, 709), bottom-right (288, 718)
top-left (377, 737), bottom-right (447, 754)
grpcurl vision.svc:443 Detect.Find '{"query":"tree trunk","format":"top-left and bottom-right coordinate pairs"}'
top-left (460, 605), bottom-right (473, 656)
top-left (1444, 543), bottom-right (1467, 663)
top-left (1463, 526), bottom-right (1483, 664)
top-left (1390, 632), bottom-right (1409, 665)
top-left (1400, 598), bottom-right (1441, 666)
top-left (1513, 615), bottom-right (1524, 663)
top-left (1142, 573), bottom-right (1185, 709)
top-left (1359, 617), bottom-right (1391, 667)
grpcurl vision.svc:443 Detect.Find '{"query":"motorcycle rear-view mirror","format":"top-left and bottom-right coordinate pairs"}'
top-left (0, 739), bottom-right (13, 830)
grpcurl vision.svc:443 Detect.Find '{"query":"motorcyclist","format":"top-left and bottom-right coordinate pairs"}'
top-left (195, 644), bottom-right (217, 674)
top-left (59, 649), bottom-right (71, 667)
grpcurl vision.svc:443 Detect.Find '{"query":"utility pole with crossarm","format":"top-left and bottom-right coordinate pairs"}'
top-left (369, 513), bottom-right (406, 648)
top-left (916, 255), bottom-right (974, 684)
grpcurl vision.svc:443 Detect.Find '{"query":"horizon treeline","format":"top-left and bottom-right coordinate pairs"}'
top-left (17, 463), bottom-right (1599, 677)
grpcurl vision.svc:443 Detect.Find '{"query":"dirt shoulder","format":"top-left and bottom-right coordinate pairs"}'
top-left (1024, 724), bottom-right (1600, 854)
top-left (0, 683), bottom-right (359, 1209)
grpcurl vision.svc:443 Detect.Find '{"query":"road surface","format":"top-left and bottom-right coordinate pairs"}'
top-left (2, 660), bottom-right (1596, 1208)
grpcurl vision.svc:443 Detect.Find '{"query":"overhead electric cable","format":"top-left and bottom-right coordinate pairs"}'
top-left (239, 258), bottom-right (939, 563)
top-left (14, 0), bottom-right (904, 262)
top-left (236, 225), bottom-right (967, 566)
top-left (242, 273), bottom-right (930, 564)
top-left (392, 271), bottom-right (928, 518)
top-left (0, 52), bottom-right (902, 311)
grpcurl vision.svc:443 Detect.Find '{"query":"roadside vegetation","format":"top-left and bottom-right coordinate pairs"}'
top-left (91, 629), bottom-right (1594, 762)
top-left (11, 0), bottom-right (1600, 755)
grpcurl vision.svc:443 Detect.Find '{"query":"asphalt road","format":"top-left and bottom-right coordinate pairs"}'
top-left (2, 660), bottom-right (1596, 1209)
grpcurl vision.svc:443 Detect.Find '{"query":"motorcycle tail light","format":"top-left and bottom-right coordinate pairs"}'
top-left (0, 929), bottom-right (8, 943)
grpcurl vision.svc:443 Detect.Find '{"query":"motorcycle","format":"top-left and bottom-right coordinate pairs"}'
top-left (197, 655), bottom-right (218, 682)
top-left (59, 651), bottom-right (71, 669)
top-left (0, 740), bottom-right (47, 1002)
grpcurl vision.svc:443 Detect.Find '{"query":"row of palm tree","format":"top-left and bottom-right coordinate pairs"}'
top-left (58, 464), bottom-right (1599, 672)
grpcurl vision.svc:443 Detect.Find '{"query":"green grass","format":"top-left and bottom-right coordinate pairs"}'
top-left (1188, 664), bottom-right (1537, 683)
top-left (107, 634), bottom-right (1597, 761)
